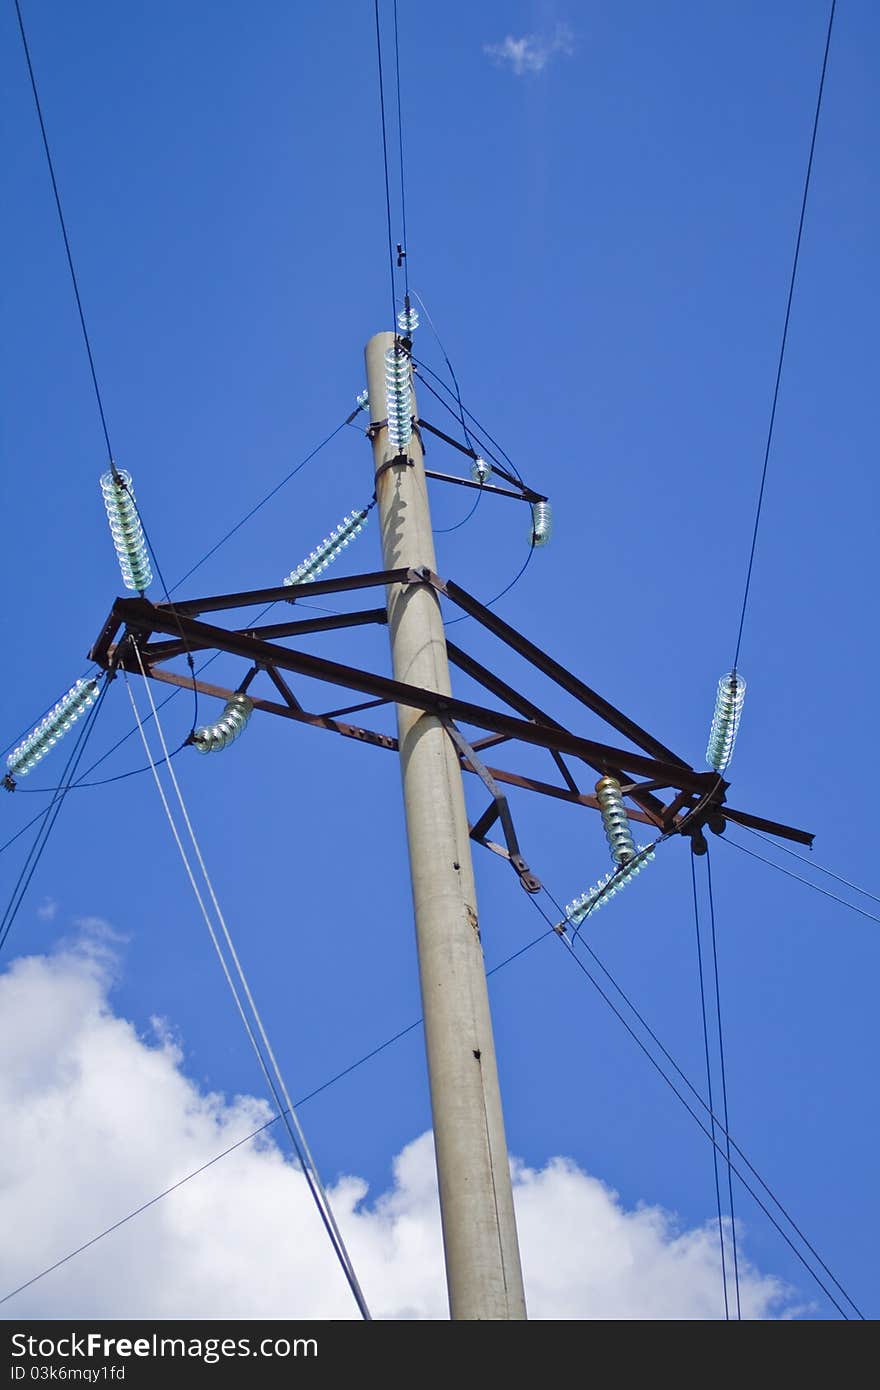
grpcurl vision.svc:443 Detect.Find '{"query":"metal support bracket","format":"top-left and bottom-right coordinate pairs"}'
top-left (443, 719), bottom-right (541, 894)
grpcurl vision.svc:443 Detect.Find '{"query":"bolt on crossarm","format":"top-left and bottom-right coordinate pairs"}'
top-left (365, 330), bottom-right (527, 1320)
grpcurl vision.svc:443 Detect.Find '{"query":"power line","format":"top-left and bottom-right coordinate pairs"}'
top-left (691, 853), bottom-right (729, 1318)
top-left (739, 827), bottom-right (880, 909)
top-left (126, 659), bottom-right (371, 1319)
top-left (443, 539), bottom-right (536, 627)
top-left (0, 927), bottom-right (554, 1309)
top-left (13, 0), bottom-right (114, 463)
top-left (434, 485), bottom-right (483, 534)
top-left (414, 354), bottom-right (526, 488)
top-left (705, 847), bottom-right (741, 1318)
top-left (411, 293), bottom-right (479, 457)
top-left (530, 890), bottom-right (861, 1318)
top-left (392, 0), bottom-right (409, 301)
top-left (535, 883), bottom-right (864, 1318)
top-left (720, 834), bottom-right (880, 927)
top-left (0, 681), bottom-right (108, 960)
top-left (733, 0), bottom-right (837, 668)
top-left (373, 0), bottom-right (398, 327)
top-left (170, 416), bottom-right (355, 593)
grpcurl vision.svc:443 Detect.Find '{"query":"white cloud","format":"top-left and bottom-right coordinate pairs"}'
top-left (484, 23), bottom-right (575, 76)
top-left (0, 941), bottom-right (794, 1319)
top-left (36, 897), bottom-right (57, 922)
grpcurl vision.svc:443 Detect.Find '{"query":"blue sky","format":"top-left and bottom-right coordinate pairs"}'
top-left (0, 1), bottom-right (877, 1319)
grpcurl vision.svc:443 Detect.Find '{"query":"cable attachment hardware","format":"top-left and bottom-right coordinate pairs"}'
top-left (443, 720), bottom-right (542, 893)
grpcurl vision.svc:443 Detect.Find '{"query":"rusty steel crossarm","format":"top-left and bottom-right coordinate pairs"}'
top-left (109, 598), bottom-right (716, 792)
top-left (156, 568), bottom-right (416, 618)
top-left (137, 607), bottom-right (388, 664)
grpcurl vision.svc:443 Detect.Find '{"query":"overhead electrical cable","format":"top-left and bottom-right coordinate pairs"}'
top-left (0, 680), bottom-right (109, 960)
top-left (732, 0), bottom-right (837, 668)
top-left (691, 854), bottom-right (730, 1319)
top-left (0, 926), bottom-right (554, 1309)
top-left (705, 846), bottom-right (741, 1318)
top-left (373, 0), bottom-right (398, 326)
top-left (720, 834), bottom-right (880, 927)
top-left (534, 878), bottom-right (863, 1319)
top-left (12, 0), bottom-right (199, 729)
top-left (739, 827), bottom-right (880, 908)
top-left (392, 0), bottom-right (409, 302)
top-left (13, 0), bottom-right (113, 463)
top-left (170, 416), bottom-right (355, 593)
top-left (528, 888), bottom-right (862, 1319)
top-left (125, 657), bottom-right (371, 1320)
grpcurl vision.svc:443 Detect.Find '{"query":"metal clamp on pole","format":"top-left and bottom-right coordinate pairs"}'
top-left (443, 719), bottom-right (542, 894)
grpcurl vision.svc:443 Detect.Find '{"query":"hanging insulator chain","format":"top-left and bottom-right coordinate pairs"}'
top-left (565, 843), bottom-right (657, 927)
top-left (706, 670), bottom-right (746, 772)
top-left (100, 469), bottom-right (153, 592)
top-left (192, 694), bottom-right (253, 754)
top-left (596, 775), bottom-right (636, 865)
top-left (282, 509), bottom-right (371, 591)
top-left (6, 678), bottom-right (100, 778)
top-left (384, 345), bottom-right (413, 453)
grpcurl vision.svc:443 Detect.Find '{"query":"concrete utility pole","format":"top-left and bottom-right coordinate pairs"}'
top-left (365, 330), bottom-right (527, 1320)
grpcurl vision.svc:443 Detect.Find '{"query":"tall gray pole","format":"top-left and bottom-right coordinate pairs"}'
top-left (365, 330), bottom-right (527, 1320)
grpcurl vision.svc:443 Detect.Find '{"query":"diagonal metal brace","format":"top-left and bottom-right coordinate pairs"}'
top-left (442, 719), bottom-right (542, 894)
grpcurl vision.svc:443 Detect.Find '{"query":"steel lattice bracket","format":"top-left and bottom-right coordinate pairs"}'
top-left (88, 566), bottom-right (813, 848)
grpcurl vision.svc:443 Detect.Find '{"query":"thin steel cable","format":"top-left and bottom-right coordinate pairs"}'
top-left (414, 359), bottom-right (526, 487)
top-left (528, 891), bottom-right (860, 1319)
top-left (170, 417), bottom-right (354, 593)
top-left (733, 0), bottom-right (837, 668)
top-left (13, 0), bottom-right (114, 465)
top-left (721, 834), bottom-right (880, 927)
top-left (126, 659), bottom-right (371, 1319)
top-left (443, 539), bottom-right (536, 628)
top-left (392, 0), bottom-right (409, 301)
top-left (434, 484), bottom-right (484, 534)
top-left (0, 927), bottom-right (554, 1308)
top-left (12, 0), bottom-right (201, 720)
top-left (537, 881), bottom-right (864, 1318)
top-left (740, 826), bottom-right (880, 908)
top-left (691, 853), bottom-right (729, 1319)
top-left (373, 0), bottom-right (398, 327)
top-left (0, 682), bottom-right (109, 960)
top-left (411, 293), bottom-right (479, 456)
top-left (705, 846), bottom-right (741, 1318)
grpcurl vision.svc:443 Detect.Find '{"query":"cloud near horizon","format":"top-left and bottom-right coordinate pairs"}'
top-left (0, 934), bottom-right (795, 1319)
top-left (484, 23), bottom-right (575, 77)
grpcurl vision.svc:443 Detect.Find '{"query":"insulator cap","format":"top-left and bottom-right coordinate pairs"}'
top-left (6, 678), bottom-right (100, 777)
top-left (356, 389), bottom-right (369, 413)
top-left (397, 306), bottom-right (419, 336)
top-left (193, 693), bottom-right (254, 754)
